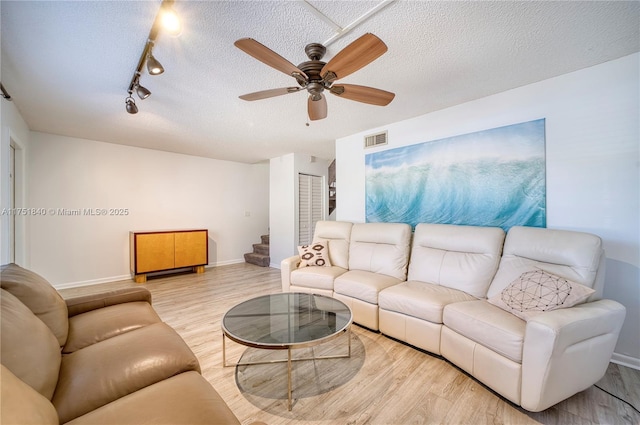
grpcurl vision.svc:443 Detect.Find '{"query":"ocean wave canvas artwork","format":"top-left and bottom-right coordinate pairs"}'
top-left (365, 119), bottom-right (546, 231)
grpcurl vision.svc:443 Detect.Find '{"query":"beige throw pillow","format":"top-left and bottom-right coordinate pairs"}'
top-left (488, 269), bottom-right (595, 321)
top-left (297, 241), bottom-right (331, 267)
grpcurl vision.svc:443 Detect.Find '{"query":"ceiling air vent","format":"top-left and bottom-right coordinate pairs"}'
top-left (364, 131), bottom-right (388, 148)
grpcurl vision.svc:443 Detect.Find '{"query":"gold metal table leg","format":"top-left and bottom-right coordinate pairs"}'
top-left (222, 333), bottom-right (228, 367)
top-left (288, 347), bottom-right (293, 411)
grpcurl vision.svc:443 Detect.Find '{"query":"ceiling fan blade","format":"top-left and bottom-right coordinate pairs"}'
top-left (234, 38), bottom-right (307, 80)
top-left (308, 94), bottom-right (327, 121)
top-left (239, 87), bottom-right (301, 101)
top-left (330, 84), bottom-right (395, 106)
top-left (321, 33), bottom-right (387, 82)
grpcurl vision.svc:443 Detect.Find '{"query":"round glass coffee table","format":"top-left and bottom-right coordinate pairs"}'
top-left (222, 292), bottom-right (352, 410)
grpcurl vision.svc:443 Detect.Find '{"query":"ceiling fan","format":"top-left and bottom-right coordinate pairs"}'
top-left (234, 33), bottom-right (395, 121)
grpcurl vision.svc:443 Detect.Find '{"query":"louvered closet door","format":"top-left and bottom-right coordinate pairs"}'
top-left (298, 173), bottom-right (323, 246)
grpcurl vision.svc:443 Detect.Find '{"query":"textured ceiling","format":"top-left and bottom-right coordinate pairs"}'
top-left (1, 1), bottom-right (639, 164)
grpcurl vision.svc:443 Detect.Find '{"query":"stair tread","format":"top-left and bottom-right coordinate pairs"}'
top-left (244, 252), bottom-right (270, 267)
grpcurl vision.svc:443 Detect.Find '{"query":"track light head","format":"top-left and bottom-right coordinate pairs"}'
top-left (160, 6), bottom-right (181, 36)
top-left (136, 83), bottom-right (151, 99)
top-left (146, 47), bottom-right (164, 75)
top-left (125, 96), bottom-right (138, 114)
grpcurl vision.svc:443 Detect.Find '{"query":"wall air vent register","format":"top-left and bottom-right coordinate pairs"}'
top-left (364, 131), bottom-right (388, 148)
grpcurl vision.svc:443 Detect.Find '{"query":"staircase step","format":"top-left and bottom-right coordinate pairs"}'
top-left (261, 234), bottom-right (270, 245)
top-left (244, 252), bottom-right (270, 267)
top-left (252, 243), bottom-right (270, 256)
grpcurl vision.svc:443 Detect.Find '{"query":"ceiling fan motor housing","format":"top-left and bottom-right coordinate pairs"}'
top-left (296, 43), bottom-right (331, 99)
top-left (304, 43), bottom-right (326, 61)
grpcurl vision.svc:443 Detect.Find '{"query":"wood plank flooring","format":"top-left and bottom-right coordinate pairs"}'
top-left (59, 263), bottom-right (640, 425)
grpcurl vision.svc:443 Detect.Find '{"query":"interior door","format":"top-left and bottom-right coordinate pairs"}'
top-left (298, 173), bottom-right (323, 245)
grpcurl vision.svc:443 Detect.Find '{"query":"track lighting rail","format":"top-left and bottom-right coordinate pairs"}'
top-left (1, 82), bottom-right (11, 101)
top-left (125, 0), bottom-right (180, 114)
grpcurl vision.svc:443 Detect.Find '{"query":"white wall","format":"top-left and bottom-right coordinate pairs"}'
top-left (0, 99), bottom-right (30, 265)
top-left (336, 53), bottom-right (640, 366)
top-left (27, 132), bottom-right (269, 287)
top-left (270, 153), bottom-right (329, 268)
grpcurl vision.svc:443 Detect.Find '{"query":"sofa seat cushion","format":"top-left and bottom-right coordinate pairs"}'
top-left (290, 266), bottom-right (347, 291)
top-left (1, 263), bottom-right (69, 346)
top-left (379, 281), bottom-right (478, 323)
top-left (443, 300), bottom-right (525, 363)
top-left (65, 371), bottom-right (240, 425)
top-left (1, 289), bottom-right (61, 400)
top-left (52, 322), bottom-right (200, 423)
top-left (334, 270), bottom-right (402, 304)
top-left (64, 301), bottom-right (162, 353)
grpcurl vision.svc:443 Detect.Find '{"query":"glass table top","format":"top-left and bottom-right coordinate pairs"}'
top-left (222, 293), bottom-right (352, 348)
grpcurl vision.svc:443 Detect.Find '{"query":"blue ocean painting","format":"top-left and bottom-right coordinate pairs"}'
top-left (365, 119), bottom-right (546, 231)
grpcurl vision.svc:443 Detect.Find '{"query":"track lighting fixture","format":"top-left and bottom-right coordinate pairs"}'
top-left (132, 73), bottom-right (151, 99)
top-left (136, 83), bottom-right (151, 100)
top-left (125, 94), bottom-right (138, 114)
top-left (1, 82), bottom-right (11, 101)
top-left (146, 45), bottom-right (164, 75)
top-left (124, 0), bottom-right (180, 114)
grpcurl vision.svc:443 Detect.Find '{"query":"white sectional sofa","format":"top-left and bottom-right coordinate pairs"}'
top-left (281, 221), bottom-right (626, 412)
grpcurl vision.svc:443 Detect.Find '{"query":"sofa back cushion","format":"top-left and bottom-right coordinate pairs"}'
top-left (1, 263), bottom-right (69, 346)
top-left (348, 223), bottom-right (412, 280)
top-left (487, 226), bottom-right (604, 300)
top-left (1, 365), bottom-right (59, 425)
top-left (408, 224), bottom-right (506, 298)
top-left (313, 221), bottom-right (353, 270)
top-left (0, 289), bottom-right (62, 400)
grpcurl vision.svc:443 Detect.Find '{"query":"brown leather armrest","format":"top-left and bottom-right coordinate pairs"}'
top-left (65, 287), bottom-right (152, 317)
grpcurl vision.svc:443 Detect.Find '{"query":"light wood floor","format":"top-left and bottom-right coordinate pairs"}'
top-left (59, 263), bottom-right (640, 425)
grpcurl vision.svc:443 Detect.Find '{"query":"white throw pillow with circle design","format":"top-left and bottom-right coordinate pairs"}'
top-left (297, 241), bottom-right (332, 267)
top-left (488, 268), bottom-right (595, 321)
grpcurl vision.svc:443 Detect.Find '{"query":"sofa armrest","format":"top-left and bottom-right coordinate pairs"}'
top-left (281, 255), bottom-right (301, 292)
top-left (520, 299), bottom-right (626, 412)
top-left (65, 287), bottom-right (152, 317)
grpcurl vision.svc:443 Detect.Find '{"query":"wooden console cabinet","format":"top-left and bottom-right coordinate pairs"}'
top-left (130, 229), bottom-right (208, 283)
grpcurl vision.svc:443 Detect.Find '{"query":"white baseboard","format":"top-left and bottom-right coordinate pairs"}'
top-left (55, 274), bottom-right (131, 290)
top-left (611, 352), bottom-right (640, 370)
top-left (54, 259), bottom-right (247, 289)
top-left (210, 259), bottom-right (245, 267)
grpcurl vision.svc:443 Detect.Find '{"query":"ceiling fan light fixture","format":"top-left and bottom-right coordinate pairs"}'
top-left (125, 96), bottom-right (138, 114)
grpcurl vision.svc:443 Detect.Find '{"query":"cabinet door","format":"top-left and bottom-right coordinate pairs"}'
top-left (175, 231), bottom-right (208, 268)
top-left (136, 233), bottom-right (175, 273)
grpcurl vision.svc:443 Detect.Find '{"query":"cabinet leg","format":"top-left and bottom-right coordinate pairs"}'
top-left (134, 274), bottom-right (147, 283)
top-left (194, 265), bottom-right (205, 274)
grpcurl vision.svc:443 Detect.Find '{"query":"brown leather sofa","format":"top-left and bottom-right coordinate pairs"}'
top-left (0, 263), bottom-right (241, 425)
